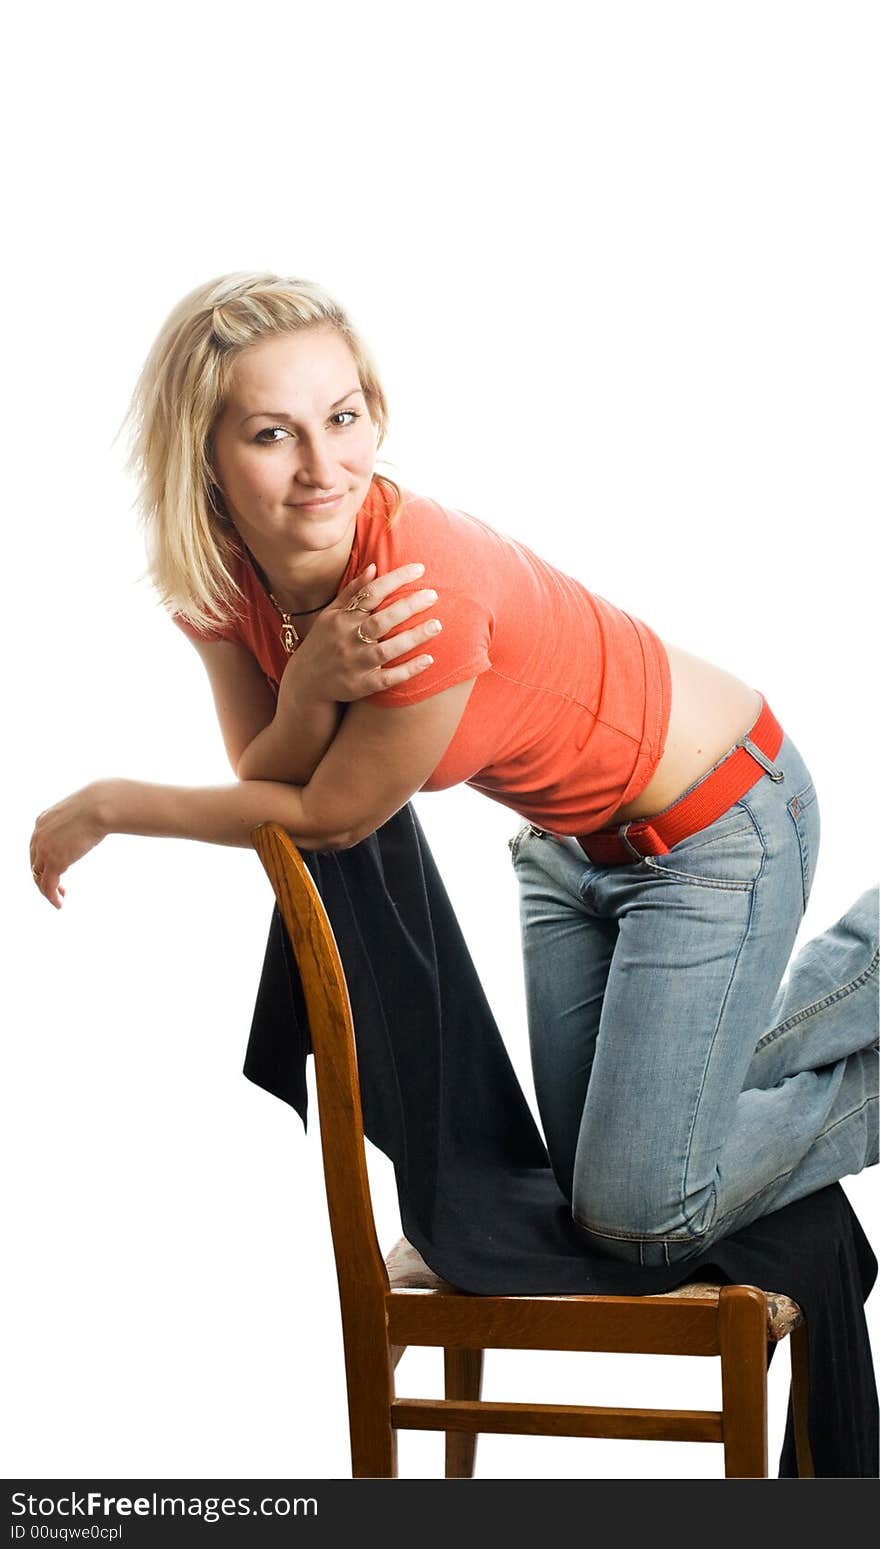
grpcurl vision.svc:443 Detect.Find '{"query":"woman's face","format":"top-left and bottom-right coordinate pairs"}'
top-left (209, 325), bottom-right (378, 557)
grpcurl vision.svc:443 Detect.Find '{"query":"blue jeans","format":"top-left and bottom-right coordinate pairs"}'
top-left (509, 721), bottom-right (879, 1266)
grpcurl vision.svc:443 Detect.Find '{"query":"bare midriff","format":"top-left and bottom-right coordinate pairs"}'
top-left (608, 640), bottom-right (764, 824)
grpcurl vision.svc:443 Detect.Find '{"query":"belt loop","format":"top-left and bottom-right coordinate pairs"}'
top-left (617, 822), bottom-right (645, 860)
top-left (740, 735), bottom-right (784, 782)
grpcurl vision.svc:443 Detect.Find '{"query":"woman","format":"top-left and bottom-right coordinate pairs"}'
top-left (29, 271), bottom-right (878, 1267)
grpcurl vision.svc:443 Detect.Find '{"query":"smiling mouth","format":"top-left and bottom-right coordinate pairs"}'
top-left (290, 493), bottom-right (344, 507)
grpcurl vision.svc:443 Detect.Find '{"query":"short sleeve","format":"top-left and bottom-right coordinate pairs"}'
top-left (368, 587), bottom-right (492, 707)
top-left (171, 611), bottom-right (240, 646)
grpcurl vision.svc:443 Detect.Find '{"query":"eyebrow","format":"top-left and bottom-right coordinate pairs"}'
top-left (239, 387), bottom-right (364, 427)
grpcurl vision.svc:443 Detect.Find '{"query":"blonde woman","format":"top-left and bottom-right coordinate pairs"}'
top-left (29, 272), bottom-right (878, 1268)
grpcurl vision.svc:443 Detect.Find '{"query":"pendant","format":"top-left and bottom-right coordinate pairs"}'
top-left (279, 614), bottom-right (300, 653)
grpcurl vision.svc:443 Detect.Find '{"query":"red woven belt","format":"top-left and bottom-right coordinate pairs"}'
top-left (576, 695), bottom-right (784, 865)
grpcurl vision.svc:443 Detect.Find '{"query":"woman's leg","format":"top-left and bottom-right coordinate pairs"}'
top-left (743, 885), bottom-right (879, 1087)
top-left (509, 822), bottom-right (617, 1203)
top-left (512, 732), bottom-right (878, 1267)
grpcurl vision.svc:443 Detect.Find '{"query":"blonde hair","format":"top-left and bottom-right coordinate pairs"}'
top-left (122, 271), bottom-right (403, 635)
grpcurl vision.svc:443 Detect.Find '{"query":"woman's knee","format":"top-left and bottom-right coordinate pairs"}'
top-left (569, 1212), bottom-right (711, 1267)
top-left (570, 1167), bottom-right (718, 1259)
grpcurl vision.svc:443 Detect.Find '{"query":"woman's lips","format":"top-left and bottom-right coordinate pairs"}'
top-left (290, 493), bottom-right (344, 508)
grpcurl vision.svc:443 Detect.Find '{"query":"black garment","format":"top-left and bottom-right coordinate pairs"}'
top-left (243, 804), bottom-right (878, 1477)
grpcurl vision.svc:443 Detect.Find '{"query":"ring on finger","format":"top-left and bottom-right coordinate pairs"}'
top-left (356, 622), bottom-right (375, 645)
top-left (345, 589), bottom-right (373, 612)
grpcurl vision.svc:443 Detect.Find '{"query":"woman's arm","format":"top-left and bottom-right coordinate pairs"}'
top-left (184, 634), bottom-right (345, 787)
top-left (235, 691), bottom-right (344, 785)
top-left (29, 680), bottom-right (476, 907)
top-left (182, 563), bottom-right (440, 787)
top-left (235, 562), bottom-right (441, 785)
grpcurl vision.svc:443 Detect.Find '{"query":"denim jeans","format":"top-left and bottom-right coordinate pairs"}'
top-left (509, 719), bottom-right (879, 1266)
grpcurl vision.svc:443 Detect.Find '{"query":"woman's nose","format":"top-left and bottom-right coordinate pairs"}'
top-left (295, 434), bottom-right (337, 490)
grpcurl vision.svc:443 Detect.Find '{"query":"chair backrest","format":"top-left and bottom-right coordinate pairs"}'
top-left (250, 822), bottom-right (390, 1300)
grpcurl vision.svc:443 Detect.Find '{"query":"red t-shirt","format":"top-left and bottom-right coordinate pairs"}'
top-left (172, 478), bottom-right (671, 836)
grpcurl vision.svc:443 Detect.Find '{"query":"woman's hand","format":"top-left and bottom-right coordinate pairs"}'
top-left (280, 562), bottom-right (442, 706)
top-left (29, 781), bottom-right (111, 909)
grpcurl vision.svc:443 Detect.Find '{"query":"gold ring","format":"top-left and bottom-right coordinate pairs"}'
top-left (32, 864), bottom-right (43, 880)
top-left (356, 623), bottom-right (375, 645)
top-left (345, 589), bottom-right (372, 612)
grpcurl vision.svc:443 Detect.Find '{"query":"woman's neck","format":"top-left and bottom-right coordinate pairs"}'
top-left (234, 522), bottom-right (357, 613)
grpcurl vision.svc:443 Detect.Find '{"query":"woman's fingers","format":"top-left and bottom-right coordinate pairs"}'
top-left (339, 566), bottom-right (442, 658)
top-left (338, 561), bottom-right (427, 612)
top-left (339, 562), bottom-right (377, 599)
top-left (370, 620), bottom-right (442, 663)
top-left (374, 653), bottom-right (435, 688)
top-left (369, 587), bottom-right (439, 637)
top-left (331, 563), bottom-right (443, 695)
top-left (31, 866), bottom-right (63, 908)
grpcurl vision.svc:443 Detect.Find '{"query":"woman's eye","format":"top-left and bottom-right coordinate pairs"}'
top-left (254, 411), bottom-right (359, 444)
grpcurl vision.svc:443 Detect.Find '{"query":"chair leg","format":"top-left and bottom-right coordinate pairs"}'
top-left (719, 1286), bottom-right (769, 1477)
top-left (444, 1347), bottom-right (484, 1478)
top-left (789, 1322), bottom-right (815, 1478)
top-left (341, 1301), bottom-right (399, 1478)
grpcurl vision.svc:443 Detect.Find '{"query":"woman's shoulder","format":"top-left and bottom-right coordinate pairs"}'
top-left (372, 484), bottom-right (509, 581)
top-left (397, 485), bottom-right (494, 531)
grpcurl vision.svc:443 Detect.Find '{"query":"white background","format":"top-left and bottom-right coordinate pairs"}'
top-left (4, 0), bottom-right (877, 1483)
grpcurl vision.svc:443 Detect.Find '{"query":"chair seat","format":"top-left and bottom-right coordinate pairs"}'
top-left (385, 1236), bottom-right (804, 1343)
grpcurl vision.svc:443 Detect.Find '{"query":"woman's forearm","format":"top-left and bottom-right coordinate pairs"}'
top-left (236, 688), bottom-right (344, 784)
top-left (95, 775), bottom-right (349, 852)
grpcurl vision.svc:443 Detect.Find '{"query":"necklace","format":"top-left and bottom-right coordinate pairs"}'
top-left (241, 538), bottom-right (339, 653)
top-left (265, 588), bottom-right (337, 654)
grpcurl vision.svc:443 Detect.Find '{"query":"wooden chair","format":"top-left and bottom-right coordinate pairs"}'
top-left (250, 820), bottom-right (815, 1480)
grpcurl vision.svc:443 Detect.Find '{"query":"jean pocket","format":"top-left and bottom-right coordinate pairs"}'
top-left (787, 780), bottom-right (821, 912)
top-left (640, 803), bottom-right (765, 890)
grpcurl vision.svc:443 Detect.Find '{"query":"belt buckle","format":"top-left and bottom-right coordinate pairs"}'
top-left (618, 821), bottom-right (670, 860)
